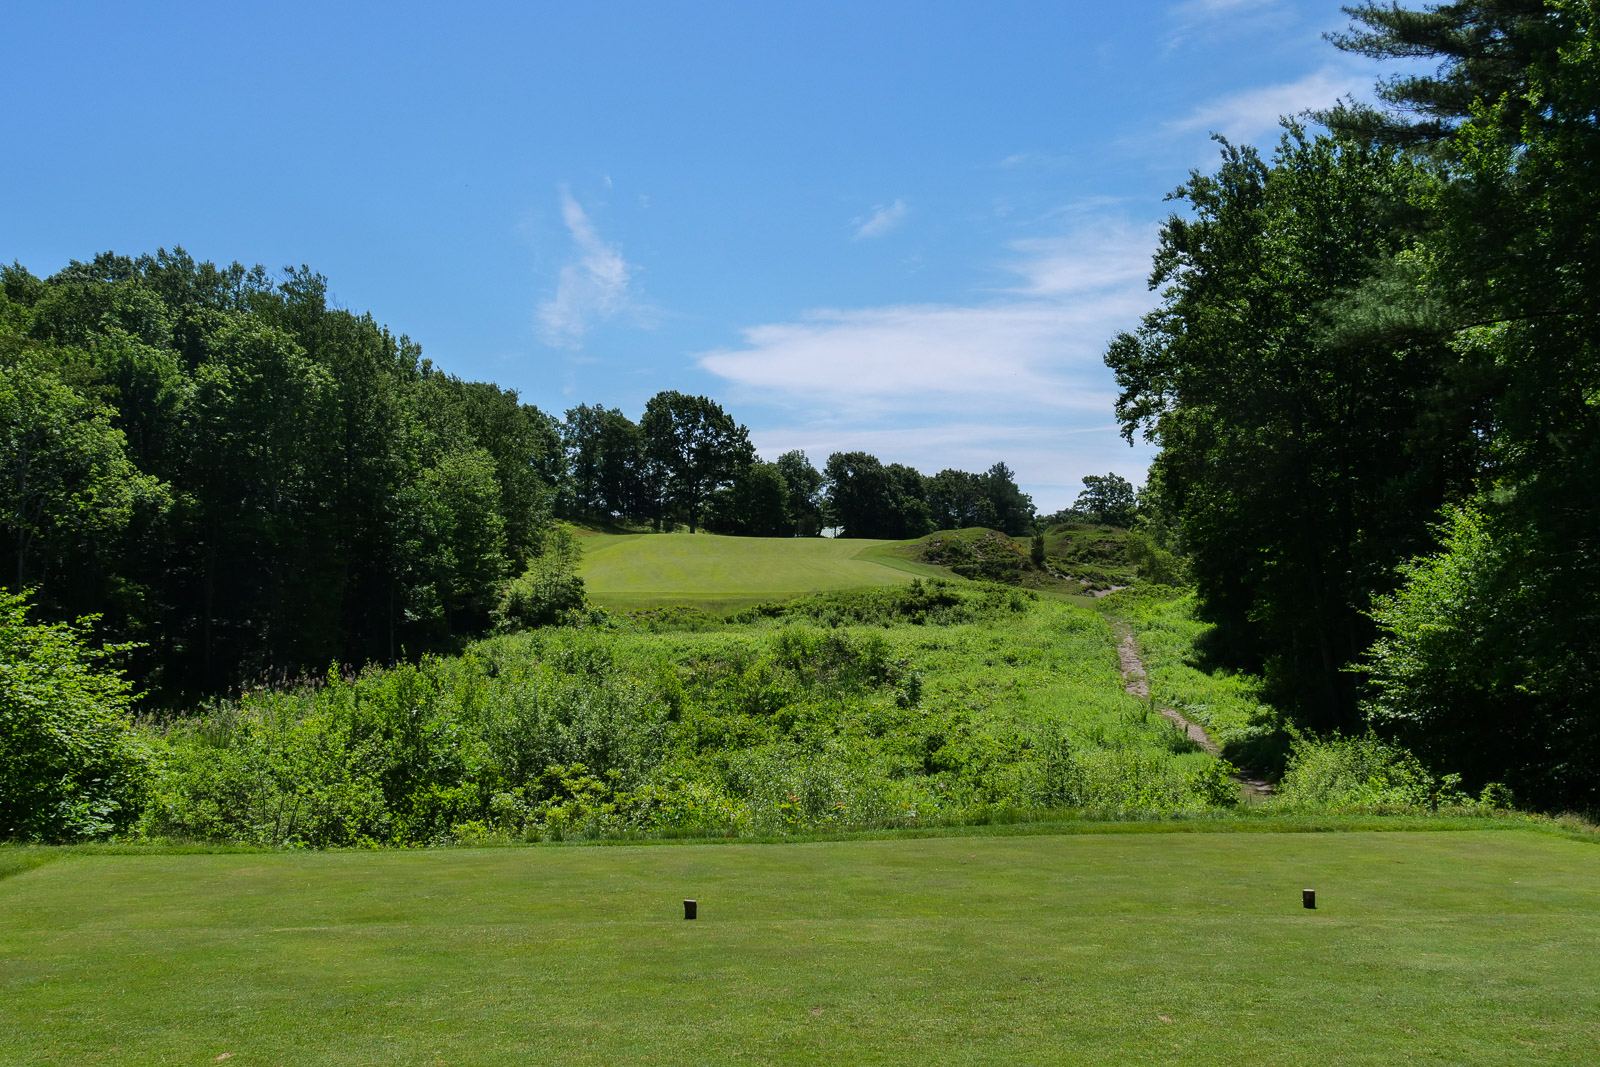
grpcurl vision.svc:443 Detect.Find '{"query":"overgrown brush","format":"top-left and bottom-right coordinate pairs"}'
top-left (1103, 585), bottom-right (1288, 771)
top-left (729, 578), bottom-right (1031, 628)
top-left (0, 592), bottom-right (151, 842)
top-left (1269, 731), bottom-right (1511, 814)
top-left (129, 596), bottom-right (1245, 846)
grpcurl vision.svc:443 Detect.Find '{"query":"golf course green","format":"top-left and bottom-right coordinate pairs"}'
top-left (3, 827), bottom-right (1597, 1065)
top-left (576, 530), bottom-right (943, 611)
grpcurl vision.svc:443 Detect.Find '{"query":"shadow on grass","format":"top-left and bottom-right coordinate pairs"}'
top-left (0, 846), bottom-right (64, 882)
top-left (16, 809), bottom-right (1596, 862)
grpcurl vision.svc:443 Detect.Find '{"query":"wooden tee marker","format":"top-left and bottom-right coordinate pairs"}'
top-left (684, 899), bottom-right (697, 920)
top-left (1302, 889), bottom-right (1316, 909)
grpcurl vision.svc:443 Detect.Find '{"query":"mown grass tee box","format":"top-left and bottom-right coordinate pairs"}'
top-left (3, 828), bottom-right (1597, 1065)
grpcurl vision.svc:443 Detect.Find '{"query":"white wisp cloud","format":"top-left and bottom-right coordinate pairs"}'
top-left (698, 221), bottom-right (1155, 415)
top-left (853, 199), bottom-right (909, 240)
top-left (1167, 66), bottom-right (1366, 143)
top-left (538, 189), bottom-right (635, 348)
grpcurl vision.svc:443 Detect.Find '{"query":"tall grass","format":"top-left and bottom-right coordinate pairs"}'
top-left (136, 585), bottom-right (1240, 846)
top-left (1102, 586), bottom-right (1288, 770)
top-left (124, 581), bottom-right (1518, 847)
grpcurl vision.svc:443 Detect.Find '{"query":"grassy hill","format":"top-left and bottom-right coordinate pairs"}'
top-left (5, 827), bottom-right (1598, 1065)
top-left (576, 530), bottom-right (947, 612)
top-left (575, 526), bottom-right (1151, 615)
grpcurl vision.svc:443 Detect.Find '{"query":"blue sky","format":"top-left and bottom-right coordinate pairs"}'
top-left (1, 0), bottom-right (1394, 511)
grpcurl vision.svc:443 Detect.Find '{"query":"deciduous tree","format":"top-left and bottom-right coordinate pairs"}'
top-left (640, 391), bottom-right (754, 533)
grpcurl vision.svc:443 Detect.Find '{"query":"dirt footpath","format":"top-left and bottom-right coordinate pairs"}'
top-left (1113, 626), bottom-right (1272, 798)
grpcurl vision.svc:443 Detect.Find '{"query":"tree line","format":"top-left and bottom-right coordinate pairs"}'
top-left (0, 253), bottom-right (1035, 698)
top-left (560, 401), bottom-right (1034, 543)
top-left (1108, 0), bottom-right (1600, 811)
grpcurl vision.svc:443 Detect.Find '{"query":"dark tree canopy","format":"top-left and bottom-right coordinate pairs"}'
top-left (1107, 129), bottom-right (1473, 727)
top-left (0, 250), bottom-right (565, 696)
top-left (925, 469), bottom-right (998, 532)
top-left (1318, 1), bottom-right (1563, 148)
top-left (561, 404), bottom-right (644, 523)
top-left (1335, 0), bottom-right (1600, 809)
top-left (1104, 0), bottom-right (1600, 806)
top-left (823, 452), bottom-right (926, 539)
top-left (1074, 474), bottom-right (1138, 529)
top-left (774, 450), bottom-right (824, 536)
top-left (639, 391), bottom-right (754, 534)
top-left (710, 460), bottom-right (790, 537)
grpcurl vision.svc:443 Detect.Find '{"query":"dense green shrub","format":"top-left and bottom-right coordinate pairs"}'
top-left (916, 531), bottom-right (1032, 582)
top-left (131, 597), bottom-right (1256, 846)
top-left (141, 644), bottom-right (672, 846)
top-left (730, 579), bottom-right (1030, 628)
top-left (0, 591), bottom-right (150, 841)
top-left (1125, 531), bottom-right (1186, 586)
top-left (494, 556), bottom-right (587, 630)
top-left (1361, 504), bottom-right (1596, 810)
top-left (1271, 731), bottom-right (1506, 813)
top-left (1044, 525), bottom-right (1138, 589)
top-left (1028, 727), bottom-right (1237, 812)
top-left (12, 584), bottom-right (1519, 849)
top-left (494, 527), bottom-right (588, 630)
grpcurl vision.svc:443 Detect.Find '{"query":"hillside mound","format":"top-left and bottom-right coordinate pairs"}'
top-left (1042, 523), bottom-right (1138, 590)
top-left (889, 526), bottom-right (1139, 594)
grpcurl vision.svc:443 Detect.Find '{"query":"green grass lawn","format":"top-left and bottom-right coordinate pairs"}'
top-left (4, 828), bottom-right (1598, 1065)
top-left (577, 531), bottom-right (946, 611)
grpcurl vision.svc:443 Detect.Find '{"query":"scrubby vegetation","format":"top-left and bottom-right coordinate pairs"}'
top-left (891, 523), bottom-right (1149, 595)
top-left (911, 529), bottom-right (1038, 584)
top-left (0, 567), bottom-right (1525, 846)
top-left (1272, 731), bottom-right (1511, 815)
top-left (1110, 586), bottom-right (1284, 769)
top-left (8, 0), bottom-right (1597, 843)
top-left (0, 592), bottom-right (149, 842)
top-left (132, 583), bottom-right (1246, 848)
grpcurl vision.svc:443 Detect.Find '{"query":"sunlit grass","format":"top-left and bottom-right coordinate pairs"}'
top-left (1110, 588), bottom-right (1277, 752)
top-left (4, 828), bottom-right (1598, 1065)
top-left (577, 531), bottom-right (942, 611)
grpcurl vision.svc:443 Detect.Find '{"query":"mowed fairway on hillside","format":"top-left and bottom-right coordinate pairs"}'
top-left (4, 829), bottom-right (1600, 1065)
top-left (578, 532), bottom-right (944, 611)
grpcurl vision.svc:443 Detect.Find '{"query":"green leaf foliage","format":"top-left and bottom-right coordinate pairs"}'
top-left (137, 591), bottom-right (1247, 846)
top-left (639, 391), bottom-right (755, 534)
top-left (0, 251), bottom-right (567, 694)
top-left (1106, 128), bottom-right (1465, 728)
top-left (1106, 0), bottom-right (1600, 808)
top-left (0, 590), bottom-right (149, 841)
top-left (494, 529), bottom-right (589, 631)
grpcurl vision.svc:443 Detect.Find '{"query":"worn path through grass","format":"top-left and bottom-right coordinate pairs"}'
top-left (3, 829), bottom-right (1598, 1065)
top-left (1110, 621), bottom-right (1274, 800)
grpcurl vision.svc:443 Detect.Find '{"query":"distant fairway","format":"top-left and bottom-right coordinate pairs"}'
top-left (577, 531), bottom-right (946, 611)
top-left (4, 828), bottom-right (1599, 1065)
